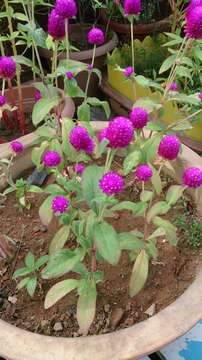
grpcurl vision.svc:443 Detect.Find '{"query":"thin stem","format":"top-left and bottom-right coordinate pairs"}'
top-left (33, 41), bottom-right (44, 79)
top-left (84, 44), bottom-right (96, 100)
top-left (130, 18), bottom-right (135, 72)
top-left (105, 148), bottom-right (111, 171)
top-left (91, 243), bottom-right (97, 273)
top-left (2, 79), bottom-right (5, 95)
top-left (32, 45), bottom-right (36, 81)
top-left (65, 18), bottom-right (69, 61)
top-left (167, 108), bottom-right (202, 130)
top-left (55, 41), bottom-right (58, 89)
top-left (0, 41), bottom-right (5, 56)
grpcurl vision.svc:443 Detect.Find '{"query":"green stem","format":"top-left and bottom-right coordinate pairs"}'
top-left (65, 18), bottom-right (69, 61)
top-left (167, 108), bottom-right (202, 130)
top-left (84, 44), bottom-right (96, 100)
top-left (2, 79), bottom-right (5, 95)
top-left (130, 17), bottom-right (135, 72)
top-left (0, 41), bottom-right (5, 56)
top-left (33, 41), bottom-right (44, 79)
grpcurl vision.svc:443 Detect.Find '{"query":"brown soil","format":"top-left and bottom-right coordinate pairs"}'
top-left (0, 113), bottom-right (34, 143)
top-left (0, 168), bottom-right (202, 338)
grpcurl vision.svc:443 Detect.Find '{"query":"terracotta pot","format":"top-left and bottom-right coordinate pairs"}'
top-left (100, 9), bottom-right (172, 41)
top-left (0, 121), bottom-right (202, 360)
top-left (0, 84), bottom-right (75, 190)
top-left (38, 24), bottom-right (118, 98)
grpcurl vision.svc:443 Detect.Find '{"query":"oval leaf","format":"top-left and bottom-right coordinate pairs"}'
top-left (45, 279), bottom-right (78, 309)
top-left (77, 280), bottom-right (97, 335)
top-left (94, 222), bottom-right (121, 265)
top-left (129, 250), bottom-right (149, 297)
top-left (49, 225), bottom-right (70, 255)
top-left (147, 201), bottom-right (170, 223)
top-left (39, 196), bottom-right (54, 226)
top-left (166, 185), bottom-right (185, 206)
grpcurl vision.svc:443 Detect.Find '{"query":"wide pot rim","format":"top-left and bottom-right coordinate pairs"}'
top-left (0, 121), bottom-right (202, 360)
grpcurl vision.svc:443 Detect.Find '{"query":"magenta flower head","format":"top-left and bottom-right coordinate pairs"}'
top-left (183, 167), bottom-right (202, 188)
top-left (106, 116), bottom-right (134, 148)
top-left (0, 94), bottom-right (6, 106)
top-left (35, 90), bottom-right (42, 102)
top-left (87, 27), bottom-right (105, 46)
top-left (48, 8), bottom-right (65, 40)
top-left (185, 5), bottom-right (202, 39)
top-left (52, 196), bottom-right (70, 214)
top-left (43, 150), bottom-right (62, 167)
top-left (187, 0), bottom-right (202, 14)
top-left (65, 71), bottom-right (74, 80)
top-left (158, 135), bottom-right (181, 161)
top-left (135, 164), bottom-right (153, 182)
top-left (168, 82), bottom-right (178, 92)
top-left (99, 172), bottom-right (124, 196)
top-left (55, 0), bottom-right (77, 19)
top-left (124, 66), bottom-right (134, 78)
top-left (198, 91), bottom-right (202, 101)
top-left (10, 141), bottom-right (24, 154)
top-left (0, 56), bottom-right (16, 79)
top-left (72, 163), bottom-right (85, 175)
top-left (87, 64), bottom-right (93, 71)
top-left (123, 0), bottom-right (141, 15)
top-left (69, 126), bottom-right (95, 154)
top-left (130, 107), bottom-right (149, 129)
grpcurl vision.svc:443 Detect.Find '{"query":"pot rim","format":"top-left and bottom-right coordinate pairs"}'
top-left (0, 121), bottom-right (202, 360)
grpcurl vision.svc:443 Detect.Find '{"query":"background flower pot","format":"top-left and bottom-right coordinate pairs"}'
top-left (0, 121), bottom-right (202, 360)
top-left (100, 68), bottom-right (202, 152)
top-left (38, 24), bottom-right (118, 100)
top-left (0, 84), bottom-right (75, 190)
top-left (100, 9), bottom-right (172, 41)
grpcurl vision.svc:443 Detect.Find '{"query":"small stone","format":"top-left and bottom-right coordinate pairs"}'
top-left (41, 320), bottom-right (48, 328)
top-left (135, 312), bottom-right (139, 318)
top-left (104, 304), bottom-right (110, 313)
top-left (8, 295), bottom-right (17, 304)
top-left (73, 332), bottom-right (79, 337)
top-left (144, 304), bottom-right (156, 317)
top-left (125, 302), bottom-right (132, 312)
top-left (40, 225), bottom-right (48, 233)
top-left (124, 318), bottom-right (134, 327)
top-left (53, 322), bottom-right (63, 332)
top-left (110, 308), bottom-right (124, 329)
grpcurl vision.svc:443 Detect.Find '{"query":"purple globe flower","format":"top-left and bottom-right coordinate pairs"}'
top-left (48, 8), bottom-right (65, 40)
top-left (0, 56), bottom-right (16, 79)
top-left (69, 126), bottom-right (95, 154)
top-left (99, 172), bottom-right (124, 196)
top-left (35, 90), bottom-right (42, 102)
top-left (135, 164), bottom-right (153, 182)
top-left (52, 196), bottom-right (70, 214)
top-left (65, 71), bottom-right (74, 79)
top-left (124, 66), bottom-right (134, 77)
top-left (87, 27), bottom-right (105, 46)
top-left (72, 163), bottom-right (85, 175)
top-left (0, 94), bottom-right (6, 106)
top-left (158, 135), bottom-right (181, 161)
top-left (87, 64), bottom-right (93, 71)
top-left (185, 6), bottom-right (202, 39)
top-left (168, 82), bottom-right (178, 92)
top-left (123, 0), bottom-right (141, 15)
top-left (130, 107), bottom-right (149, 129)
top-left (187, 0), bottom-right (202, 13)
top-left (43, 150), bottom-right (62, 167)
top-left (183, 167), bottom-right (202, 188)
top-left (55, 0), bottom-right (77, 19)
top-left (199, 92), bottom-right (202, 101)
top-left (106, 116), bottom-right (134, 148)
top-left (10, 141), bottom-right (24, 154)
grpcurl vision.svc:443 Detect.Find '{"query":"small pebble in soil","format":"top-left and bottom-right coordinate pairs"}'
top-left (104, 304), bottom-right (110, 313)
top-left (8, 295), bottom-right (17, 304)
top-left (53, 322), bottom-right (63, 332)
top-left (110, 308), bottom-right (125, 329)
top-left (144, 304), bottom-right (156, 317)
top-left (66, 304), bottom-right (77, 318)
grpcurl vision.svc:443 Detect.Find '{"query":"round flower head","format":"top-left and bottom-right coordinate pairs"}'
top-left (123, 0), bottom-right (141, 15)
top-left (43, 150), bottom-right (62, 167)
top-left (66, 71), bottom-right (74, 80)
top-left (55, 0), bottom-right (77, 19)
top-left (48, 8), bottom-right (65, 40)
top-left (99, 172), bottom-right (124, 196)
top-left (135, 164), bottom-right (153, 182)
top-left (10, 141), bottom-right (24, 154)
top-left (187, 0), bottom-right (202, 13)
top-left (87, 64), bottom-right (93, 71)
top-left (199, 91), bottom-right (202, 101)
top-left (158, 135), bottom-right (180, 161)
top-left (183, 167), bottom-right (202, 188)
top-left (69, 126), bottom-right (95, 154)
top-left (124, 66), bottom-right (134, 77)
top-left (185, 5), bottom-right (202, 39)
top-left (52, 196), bottom-right (69, 214)
top-left (87, 27), bottom-right (105, 46)
top-left (72, 163), bottom-right (85, 175)
top-left (0, 56), bottom-right (16, 79)
top-left (35, 90), bottom-right (42, 102)
top-left (130, 107), bottom-right (149, 129)
top-left (168, 82), bottom-right (178, 92)
top-left (106, 116), bottom-right (134, 148)
top-left (0, 94), bottom-right (6, 106)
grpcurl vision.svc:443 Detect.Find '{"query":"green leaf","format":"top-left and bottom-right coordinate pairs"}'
top-left (140, 190), bottom-right (153, 202)
top-left (171, 119), bottom-right (192, 131)
top-left (148, 227), bottom-right (166, 240)
top-left (17, 277), bottom-right (30, 290)
top-left (14, 12), bottom-right (28, 21)
top-left (13, 55), bottom-right (40, 74)
top-left (129, 250), bottom-right (149, 297)
top-left (119, 232), bottom-right (144, 250)
top-left (194, 47), bottom-right (202, 61)
top-left (77, 102), bottom-right (91, 122)
top-left (31, 141), bottom-right (48, 169)
top-left (29, 185), bottom-right (43, 193)
top-left (87, 97), bottom-right (110, 119)
top-left (32, 96), bottom-right (60, 126)
top-left (81, 165), bottom-right (104, 213)
top-left (94, 222), bottom-right (121, 265)
top-left (25, 251), bottom-right (35, 269)
top-left (176, 66), bottom-right (192, 80)
top-left (64, 78), bottom-right (85, 98)
top-left (27, 276), bottom-right (37, 298)
top-left (39, 196), bottom-right (54, 226)
top-left (13, 267), bottom-right (33, 278)
top-left (159, 54), bottom-right (176, 74)
top-left (35, 255), bottom-right (49, 270)
top-left (166, 185), bottom-right (185, 206)
top-left (44, 279), bottom-right (78, 309)
top-left (42, 248), bottom-right (85, 279)
top-left (147, 201), bottom-right (170, 223)
top-left (44, 184), bottom-right (65, 195)
top-left (49, 225), bottom-right (70, 254)
top-left (123, 150), bottom-right (141, 175)
top-left (153, 216), bottom-right (178, 245)
top-left (151, 166), bottom-right (162, 195)
top-left (77, 280), bottom-right (97, 335)
top-left (111, 201), bottom-right (147, 216)
top-left (146, 240), bottom-right (158, 259)
top-left (143, 135), bottom-right (162, 162)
